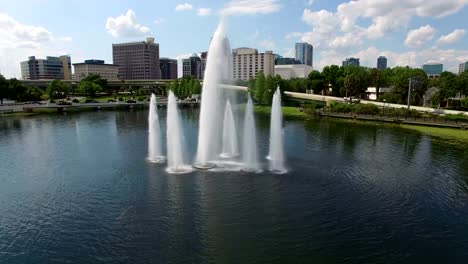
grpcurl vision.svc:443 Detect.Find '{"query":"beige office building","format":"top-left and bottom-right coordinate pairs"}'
top-left (73, 60), bottom-right (119, 81)
top-left (232, 48), bottom-right (274, 81)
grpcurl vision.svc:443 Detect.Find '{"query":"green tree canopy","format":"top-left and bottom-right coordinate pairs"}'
top-left (0, 74), bottom-right (9, 104)
top-left (78, 81), bottom-right (103, 97)
top-left (47, 80), bottom-right (71, 99)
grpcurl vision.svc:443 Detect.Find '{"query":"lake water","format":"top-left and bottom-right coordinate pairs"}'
top-left (1, 110), bottom-right (468, 263)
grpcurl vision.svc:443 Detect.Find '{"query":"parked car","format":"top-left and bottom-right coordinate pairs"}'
top-left (127, 99), bottom-right (136, 104)
top-left (24, 101), bottom-right (43, 105)
top-left (84, 99), bottom-right (99, 103)
top-left (107, 99), bottom-right (117, 103)
top-left (57, 101), bottom-right (72, 105)
top-left (343, 97), bottom-right (361, 103)
top-left (72, 98), bottom-right (80, 103)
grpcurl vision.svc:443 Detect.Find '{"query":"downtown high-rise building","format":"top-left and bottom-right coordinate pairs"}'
top-left (112, 37), bottom-right (161, 80)
top-left (342, 57), bottom-right (360, 67)
top-left (159, 58), bottom-right (178, 80)
top-left (459, 61), bottom-right (468, 74)
top-left (20, 55), bottom-right (71, 80)
top-left (182, 54), bottom-right (203, 79)
top-left (232, 48), bottom-right (275, 81)
top-left (422, 63), bottom-right (443, 78)
top-left (295, 42), bottom-right (313, 67)
top-left (377, 56), bottom-right (387, 70)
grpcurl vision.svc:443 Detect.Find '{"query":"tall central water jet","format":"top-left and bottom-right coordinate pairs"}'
top-left (194, 19), bottom-right (231, 169)
top-left (268, 88), bottom-right (286, 174)
top-left (147, 93), bottom-right (165, 163)
top-left (220, 100), bottom-right (239, 158)
top-left (242, 95), bottom-right (260, 172)
top-left (166, 91), bottom-right (192, 174)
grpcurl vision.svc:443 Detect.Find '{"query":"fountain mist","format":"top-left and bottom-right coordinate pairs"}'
top-left (220, 100), bottom-right (239, 158)
top-left (268, 88), bottom-right (286, 173)
top-left (242, 95), bottom-right (260, 172)
top-left (166, 91), bottom-right (192, 174)
top-left (147, 93), bottom-right (165, 163)
top-left (194, 19), bottom-right (232, 169)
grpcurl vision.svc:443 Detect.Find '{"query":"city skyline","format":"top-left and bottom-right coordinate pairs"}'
top-left (0, 0), bottom-right (468, 78)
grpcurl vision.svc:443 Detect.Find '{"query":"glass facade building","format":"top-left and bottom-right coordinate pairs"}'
top-left (422, 63), bottom-right (443, 76)
top-left (20, 55), bottom-right (71, 80)
top-left (295, 43), bottom-right (313, 67)
top-left (159, 58), bottom-right (178, 80)
top-left (342, 57), bottom-right (360, 67)
top-left (377, 56), bottom-right (387, 70)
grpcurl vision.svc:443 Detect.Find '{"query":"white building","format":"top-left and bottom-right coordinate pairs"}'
top-left (73, 60), bottom-right (119, 81)
top-left (365, 87), bottom-right (393, 100)
top-left (232, 48), bottom-right (274, 80)
top-left (274, 64), bottom-right (313, 79)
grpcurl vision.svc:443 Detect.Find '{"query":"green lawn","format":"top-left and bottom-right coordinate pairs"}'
top-left (401, 125), bottom-right (468, 142)
top-left (254, 106), bottom-right (305, 119)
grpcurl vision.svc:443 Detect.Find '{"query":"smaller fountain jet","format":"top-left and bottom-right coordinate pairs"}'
top-left (267, 87), bottom-right (287, 174)
top-left (242, 94), bottom-right (261, 172)
top-left (220, 100), bottom-right (239, 158)
top-left (147, 93), bottom-right (165, 163)
top-left (166, 91), bottom-right (192, 174)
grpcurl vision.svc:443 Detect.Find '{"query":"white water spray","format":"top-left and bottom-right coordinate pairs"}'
top-left (268, 88), bottom-right (286, 173)
top-left (166, 91), bottom-right (192, 174)
top-left (147, 93), bottom-right (165, 163)
top-left (220, 100), bottom-right (239, 158)
top-left (242, 95), bottom-right (260, 172)
top-left (194, 19), bottom-right (232, 169)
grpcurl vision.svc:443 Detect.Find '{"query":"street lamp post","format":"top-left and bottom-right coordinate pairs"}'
top-left (407, 77), bottom-right (412, 111)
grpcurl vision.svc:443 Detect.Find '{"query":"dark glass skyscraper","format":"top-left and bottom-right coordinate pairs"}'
top-left (295, 42), bottom-right (313, 67)
top-left (159, 58), bottom-right (178, 80)
top-left (342, 57), bottom-right (360, 67)
top-left (377, 56), bottom-right (387, 70)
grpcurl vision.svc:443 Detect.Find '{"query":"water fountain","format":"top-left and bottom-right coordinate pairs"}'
top-left (268, 88), bottom-right (287, 174)
top-left (146, 93), bottom-right (165, 163)
top-left (166, 91), bottom-right (192, 174)
top-left (242, 95), bottom-right (260, 172)
top-left (194, 19), bottom-right (231, 169)
top-left (220, 100), bottom-right (239, 158)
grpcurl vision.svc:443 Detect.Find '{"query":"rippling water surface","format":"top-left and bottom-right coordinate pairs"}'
top-left (1, 110), bottom-right (468, 263)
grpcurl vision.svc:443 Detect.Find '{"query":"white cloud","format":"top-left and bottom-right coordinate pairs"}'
top-left (105, 10), bottom-right (150, 38)
top-left (153, 18), bottom-right (165, 24)
top-left (302, 9), bottom-right (340, 34)
top-left (283, 48), bottom-right (295, 58)
top-left (259, 39), bottom-right (275, 50)
top-left (221, 0), bottom-right (281, 16)
top-left (404, 25), bottom-right (436, 48)
top-left (437, 29), bottom-right (466, 46)
top-left (0, 13), bottom-right (71, 78)
top-left (197, 8), bottom-right (212, 16)
top-left (175, 3), bottom-right (193, 11)
top-left (58, 36), bottom-right (73, 42)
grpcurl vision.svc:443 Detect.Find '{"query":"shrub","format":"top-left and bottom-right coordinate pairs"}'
top-left (354, 103), bottom-right (380, 115)
top-left (118, 96), bottom-right (124, 102)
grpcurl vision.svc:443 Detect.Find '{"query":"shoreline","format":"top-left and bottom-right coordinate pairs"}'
top-left (2, 104), bottom-right (467, 143)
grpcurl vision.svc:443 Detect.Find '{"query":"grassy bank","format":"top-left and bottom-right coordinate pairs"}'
top-left (254, 106), bottom-right (306, 119)
top-left (401, 125), bottom-right (468, 142)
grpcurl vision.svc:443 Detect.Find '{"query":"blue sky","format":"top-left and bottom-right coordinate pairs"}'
top-left (0, 0), bottom-right (467, 78)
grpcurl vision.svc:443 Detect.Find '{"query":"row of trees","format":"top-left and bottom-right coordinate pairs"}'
top-left (0, 73), bottom-right (115, 104)
top-left (246, 65), bottom-right (468, 108)
top-left (0, 75), bottom-right (45, 103)
top-left (169, 76), bottom-right (202, 100)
